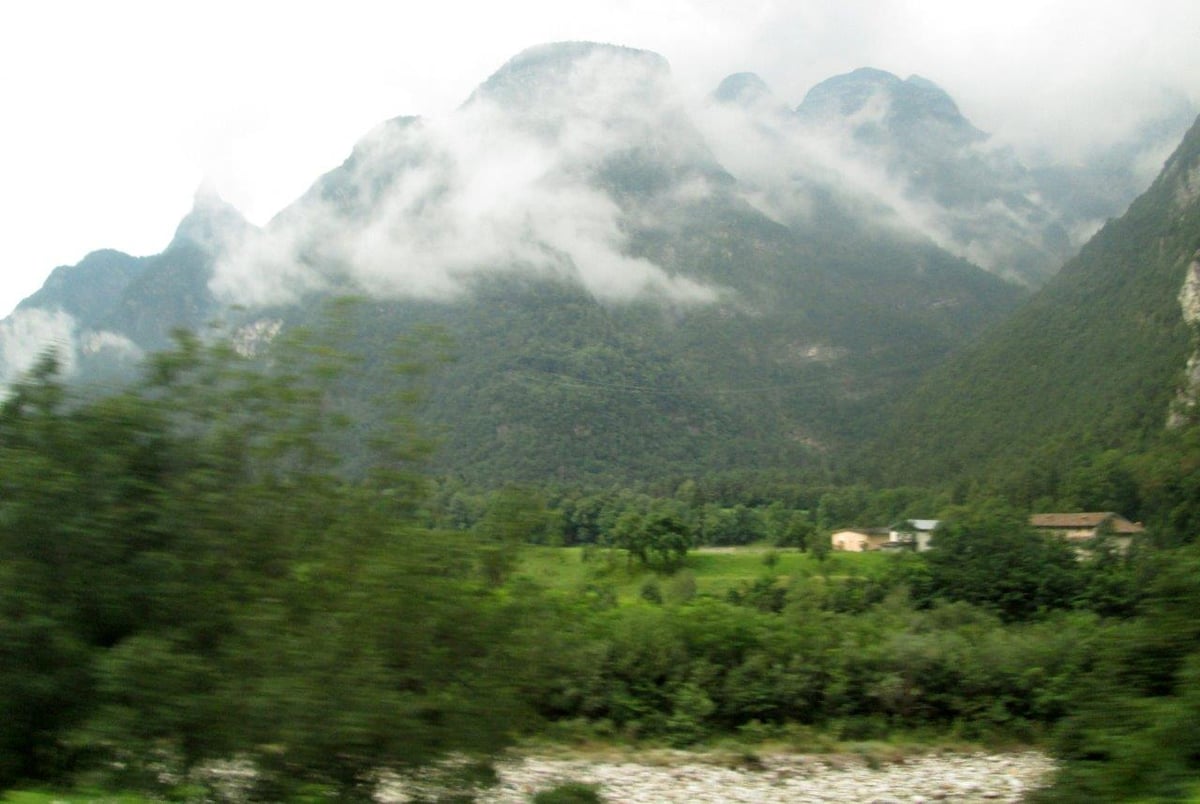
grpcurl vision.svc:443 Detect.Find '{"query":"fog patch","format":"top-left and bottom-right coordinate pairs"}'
top-left (0, 308), bottom-right (148, 391)
top-left (695, 88), bottom-right (959, 247)
top-left (212, 46), bottom-right (724, 309)
top-left (0, 308), bottom-right (78, 387)
top-left (79, 330), bottom-right (142, 361)
top-left (696, 79), bottom-right (1076, 283)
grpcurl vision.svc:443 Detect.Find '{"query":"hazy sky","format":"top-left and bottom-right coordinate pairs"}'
top-left (1, 0), bottom-right (1197, 316)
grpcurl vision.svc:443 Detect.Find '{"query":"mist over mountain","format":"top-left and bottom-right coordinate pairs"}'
top-left (215, 43), bottom-right (729, 311)
top-left (0, 189), bottom-right (251, 388)
top-left (0, 41), bottom-right (1183, 483)
top-left (697, 65), bottom-right (1157, 287)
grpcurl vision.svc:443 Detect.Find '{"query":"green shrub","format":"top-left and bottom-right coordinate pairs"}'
top-left (531, 781), bottom-right (604, 803)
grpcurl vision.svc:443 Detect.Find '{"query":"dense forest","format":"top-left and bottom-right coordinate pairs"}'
top-left (3, 326), bottom-right (1200, 801)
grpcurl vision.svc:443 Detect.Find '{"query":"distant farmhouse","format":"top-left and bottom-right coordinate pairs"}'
top-left (890, 519), bottom-right (940, 552)
top-left (830, 513), bottom-right (1144, 555)
top-left (1029, 512), bottom-right (1144, 553)
top-left (831, 520), bottom-right (940, 552)
top-left (830, 527), bottom-right (891, 552)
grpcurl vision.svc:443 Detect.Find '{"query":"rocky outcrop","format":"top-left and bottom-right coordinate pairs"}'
top-left (1169, 251), bottom-right (1200, 428)
top-left (1179, 253), bottom-right (1200, 325)
top-left (1174, 161), bottom-right (1200, 211)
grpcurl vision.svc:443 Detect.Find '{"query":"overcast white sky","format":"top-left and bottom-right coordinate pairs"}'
top-left (1, 0), bottom-right (1197, 317)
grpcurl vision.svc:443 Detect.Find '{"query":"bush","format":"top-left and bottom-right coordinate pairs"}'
top-left (532, 781), bottom-right (605, 803)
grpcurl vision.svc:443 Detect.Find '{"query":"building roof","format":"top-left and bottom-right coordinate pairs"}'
top-left (1030, 512), bottom-right (1144, 534)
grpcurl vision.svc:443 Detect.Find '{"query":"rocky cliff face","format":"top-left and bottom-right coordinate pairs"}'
top-left (1169, 251), bottom-right (1200, 427)
top-left (1163, 115), bottom-right (1200, 429)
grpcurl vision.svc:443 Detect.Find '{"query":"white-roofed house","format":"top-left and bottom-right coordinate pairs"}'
top-left (890, 519), bottom-right (941, 552)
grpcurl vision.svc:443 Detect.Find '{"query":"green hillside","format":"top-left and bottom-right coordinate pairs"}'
top-left (872, 114), bottom-right (1200, 491)
top-left (264, 260), bottom-right (1018, 486)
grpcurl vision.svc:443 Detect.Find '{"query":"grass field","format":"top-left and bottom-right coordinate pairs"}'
top-left (514, 545), bottom-right (889, 604)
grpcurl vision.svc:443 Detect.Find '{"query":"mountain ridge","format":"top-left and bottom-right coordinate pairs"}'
top-left (6, 41), bottom-right (1190, 485)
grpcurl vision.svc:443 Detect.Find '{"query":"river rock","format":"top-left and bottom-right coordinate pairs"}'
top-left (375, 749), bottom-right (1056, 803)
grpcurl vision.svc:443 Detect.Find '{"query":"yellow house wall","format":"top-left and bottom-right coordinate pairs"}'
top-left (831, 531), bottom-right (890, 551)
top-left (832, 531), bottom-right (869, 551)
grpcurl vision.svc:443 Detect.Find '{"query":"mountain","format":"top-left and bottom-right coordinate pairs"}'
top-left (1, 189), bottom-right (248, 387)
top-left (702, 66), bottom-right (1171, 287)
top-left (712, 73), bottom-right (774, 107)
top-left (1, 43), bottom-right (1037, 484)
top-left (872, 112), bottom-right (1200, 489)
top-left (795, 67), bottom-right (986, 152)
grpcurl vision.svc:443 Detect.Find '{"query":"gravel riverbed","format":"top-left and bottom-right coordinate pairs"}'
top-left (378, 749), bottom-right (1056, 803)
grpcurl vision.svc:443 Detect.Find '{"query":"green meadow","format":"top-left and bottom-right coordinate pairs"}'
top-left (514, 545), bottom-right (888, 603)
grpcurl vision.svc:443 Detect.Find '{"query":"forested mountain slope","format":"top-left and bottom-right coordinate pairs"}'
top-left (872, 113), bottom-right (1200, 489)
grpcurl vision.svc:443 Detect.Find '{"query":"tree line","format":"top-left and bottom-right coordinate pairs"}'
top-left (1, 326), bottom-right (1199, 800)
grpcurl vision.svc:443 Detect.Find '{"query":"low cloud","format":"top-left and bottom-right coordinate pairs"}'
top-left (78, 330), bottom-right (143, 361)
top-left (207, 37), bottom-right (1191, 301)
top-left (0, 308), bottom-right (78, 386)
top-left (694, 80), bottom-right (1080, 283)
top-left (0, 308), bottom-right (143, 391)
top-left (697, 0), bottom-right (1200, 171)
top-left (211, 46), bottom-right (724, 309)
top-left (695, 88), bottom-right (956, 244)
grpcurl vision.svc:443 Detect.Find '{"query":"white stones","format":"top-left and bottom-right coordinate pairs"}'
top-left (376, 750), bottom-right (1056, 803)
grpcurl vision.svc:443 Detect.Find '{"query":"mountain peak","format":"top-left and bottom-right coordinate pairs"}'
top-left (713, 72), bottom-right (773, 106)
top-left (895, 73), bottom-right (973, 128)
top-left (796, 66), bottom-right (983, 147)
top-left (500, 40), bottom-right (667, 70)
top-left (797, 67), bottom-right (902, 114)
top-left (454, 40), bottom-right (721, 189)
top-left (796, 68), bottom-right (974, 130)
top-left (469, 41), bottom-right (670, 108)
top-left (168, 186), bottom-right (250, 254)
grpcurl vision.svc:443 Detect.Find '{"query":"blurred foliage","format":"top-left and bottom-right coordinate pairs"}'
top-left (1034, 544), bottom-right (1200, 801)
top-left (531, 781), bottom-right (605, 804)
top-left (3, 298), bottom-right (1200, 798)
top-left (0, 320), bottom-right (529, 798)
top-left (913, 500), bottom-right (1082, 621)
